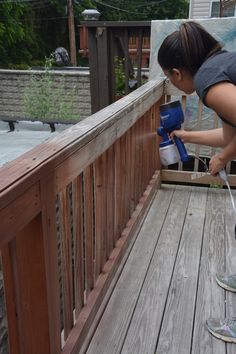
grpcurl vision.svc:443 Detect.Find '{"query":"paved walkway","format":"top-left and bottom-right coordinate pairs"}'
top-left (0, 120), bottom-right (73, 167)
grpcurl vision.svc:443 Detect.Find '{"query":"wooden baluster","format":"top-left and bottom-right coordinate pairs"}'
top-left (106, 146), bottom-right (115, 254)
top-left (194, 100), bottom-right (203, 172)
top-left (120, 134), bottom-right (127, 230)
top-left (41, 174), bottom-right (61, 353)
top-left (114, 138), bottom-right (122, 243)
top-left (155, 102), bottom-right (161, 171)
top-left (211, 112), bottom-right (219, 158)
top-left (125, 131), bottom-right (131, 222)
top-left (126, 129), bottom-right (132, 218)
top-left (72, 174), bottom-right (85, 319)
top-left (94, 154), bottom-right (106, 279)
top-left (59, 186), bottom-right (74, 341)
top-left (145, 111), bottom-right (150, 186)
top-left (130, 125), bottom-right (136, 215)
top-left (83, 165), bottom-right (94, 298)
top-left (141, 115), bottom-right (145, 194)
top-left (135, 119), bottom-right (142, 204)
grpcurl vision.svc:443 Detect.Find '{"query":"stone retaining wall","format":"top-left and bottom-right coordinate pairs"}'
top-left (0, 69), bottom-right (91, 121)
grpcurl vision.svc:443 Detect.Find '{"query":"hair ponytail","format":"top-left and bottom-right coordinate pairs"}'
top-left (158, 21), bottom-right (222, 75)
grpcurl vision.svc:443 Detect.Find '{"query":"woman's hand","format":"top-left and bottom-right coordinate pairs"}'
top-left (169, 129), bottom-right (187, 142)
top-left (209, 153), bottom-right (226, 176)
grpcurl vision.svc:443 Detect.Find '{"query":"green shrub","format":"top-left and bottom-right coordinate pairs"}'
top-left (8, 63), bottom-right (30, 70)
top-left (115, 57), bottom-right (125, 96)
top-left (23, 54), bottom-right (80, 123)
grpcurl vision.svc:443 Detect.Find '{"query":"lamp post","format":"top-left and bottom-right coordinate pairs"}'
top-left (81, 9), bottom-right (101, 21)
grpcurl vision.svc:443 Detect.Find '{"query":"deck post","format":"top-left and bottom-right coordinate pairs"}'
top-left (87, 26), bottom-right (111, 113)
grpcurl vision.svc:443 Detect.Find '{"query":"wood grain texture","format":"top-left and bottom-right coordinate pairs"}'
top-left (40, 173), bottom-right (61, 353)
top-left (2, 215), bottom-right (51, 354)
top-left (86, 185), bottom-right (180, 354)
top-left (94, 154), bottom-right (107, 280)
top-left (225, 189), bottom-right (236, 354)
top-left (106, 146), bottom-right (115, 255)
top-left (161, 169), bottom-right (236, 187)
top-left (191, 188), bottom-right (226, 354)
top-left (83, 165), bottom-right (94, 296)
top-left (59, 187), bottom-right (74, 340)
top-left (72, 175), bottom-right (85, 318)
top-left (0, 183), bottom-right (41, 247)
top-left (156, 187), bottom-right (207, 354)
top-left (82, 185), bottom-right (230, 354)
top-left (61, 172), bottom-right (160, 354)
top-left (121, 186), bottom-right (192, 354)
top-left (1, 244), bottom-right (20, 354)
top-left (114, 138), bottom-right (122, 242)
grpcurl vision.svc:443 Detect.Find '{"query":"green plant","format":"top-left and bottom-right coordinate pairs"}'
top-left (115, 57), bottom-right (125, 96)
top-left (23, 54), bottom-right (80, 123)
top-left (209, 182), bottom-right (223, 188)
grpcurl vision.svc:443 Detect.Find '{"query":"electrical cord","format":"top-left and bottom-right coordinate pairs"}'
top-left (189, 155), bottom-right (209, 172)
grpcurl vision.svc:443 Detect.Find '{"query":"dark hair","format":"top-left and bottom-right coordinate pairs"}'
top-left (158, 21), bottom-right (222, 75)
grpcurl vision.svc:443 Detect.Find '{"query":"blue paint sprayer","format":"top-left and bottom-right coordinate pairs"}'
top-left (157, 101), bottom-right (236, 238)
top-left (157, 100), bottom-right (189, 166)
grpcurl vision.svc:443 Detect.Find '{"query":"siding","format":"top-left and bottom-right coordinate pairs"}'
top-left (189, 0), bottom-right (211, 19)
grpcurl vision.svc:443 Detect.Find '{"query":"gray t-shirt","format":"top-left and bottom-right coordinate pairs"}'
top-left (194, 50), bottom-right (236, 128)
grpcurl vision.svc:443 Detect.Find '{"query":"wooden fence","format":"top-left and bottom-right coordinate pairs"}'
top-left (81, 21), bottom-right (151, 113)
top-left (0, 79), bottom-right (163, 354)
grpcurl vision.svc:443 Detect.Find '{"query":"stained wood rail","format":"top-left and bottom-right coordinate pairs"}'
top-left (0, 79), bottom-right (163, 354)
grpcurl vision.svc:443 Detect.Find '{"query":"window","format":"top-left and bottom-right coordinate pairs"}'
top-left (211, 1), bottom-right (236, 17)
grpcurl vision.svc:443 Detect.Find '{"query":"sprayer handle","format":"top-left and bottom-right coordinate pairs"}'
top-left (173, 136), bottom-right (189, 162)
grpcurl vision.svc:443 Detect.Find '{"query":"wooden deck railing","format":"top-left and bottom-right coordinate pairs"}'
top-left (0, 79), bottom-right (163, 354)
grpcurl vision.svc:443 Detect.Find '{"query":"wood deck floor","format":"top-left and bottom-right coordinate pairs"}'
top-left (83, 184), bottom-right (236, 354)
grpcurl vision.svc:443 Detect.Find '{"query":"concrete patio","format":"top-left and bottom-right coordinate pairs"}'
top-left (0, 120), bottom-right (72, 167)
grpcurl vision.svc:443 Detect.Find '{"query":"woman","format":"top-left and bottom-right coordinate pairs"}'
top-left (158, 21), bottom-right (236, 176)
top-left (158, 20), bottom-right (236, 344)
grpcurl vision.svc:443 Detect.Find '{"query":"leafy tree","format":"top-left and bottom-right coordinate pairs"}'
top-left (0, 0), bottom-right (95, 68)
top-left (0, 0), bottom-right (188, 68)
top-left (95, 0), bottom-right (189, 21)
top-left (0, 3), bottom-right (35, 67)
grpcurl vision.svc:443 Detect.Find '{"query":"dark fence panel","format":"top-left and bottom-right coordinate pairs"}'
top-left (80, 21), bottom-right (151, 113)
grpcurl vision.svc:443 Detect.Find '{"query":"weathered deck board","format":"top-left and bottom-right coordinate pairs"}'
top-left (83, 184), bottom-right (236, 354)
top-left (121, 186), bottom-right (193, 354)
top-left (86, 185), bottom-right (176, 354)
top-left (191, 188), bottom-right (226, 354)
top-left (225, 188), bottom-right (236, 354)
top-left (156, 187), bottom-right (207, 354)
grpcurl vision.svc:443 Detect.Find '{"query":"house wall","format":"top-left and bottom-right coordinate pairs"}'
top-left (0, 69), bottom-right (91, 122)
top-left (189, 0), bottom-right (211, 18)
